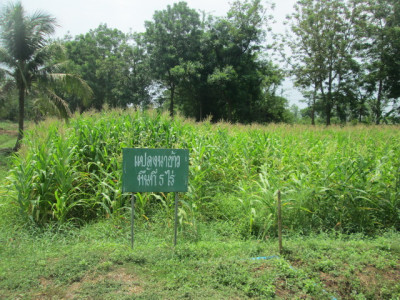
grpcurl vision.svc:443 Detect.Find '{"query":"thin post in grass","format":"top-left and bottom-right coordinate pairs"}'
top-left (131, 193), bottom-right (135, 249)
top-left (277, 190), bottom-right (283, 254)
top-left (174, 192), bottom-right (178, 246)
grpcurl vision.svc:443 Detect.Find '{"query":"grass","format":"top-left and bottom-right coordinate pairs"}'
top-left (1, 112), bottom-right (400, 298)
top-left (0, 211), bottom-right (399, 299)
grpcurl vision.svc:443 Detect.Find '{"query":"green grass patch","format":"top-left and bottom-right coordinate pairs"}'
top-left (0, 214), bottom-right (399, 299)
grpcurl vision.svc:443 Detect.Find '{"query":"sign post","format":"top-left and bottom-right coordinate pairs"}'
top-left (174, 192), bottom-right (178, 246)
top-left (122, 148), bottom-right (189, 248)
top-left (131, 193), bottom-right (135, 248)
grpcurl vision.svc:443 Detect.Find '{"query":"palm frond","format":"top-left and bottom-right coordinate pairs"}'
top-left (1, 3), bottom-right (56, 62)
top-left (39, 73), bottom-right (93, 106)
top-left (39, 87), bottom-right (72, 119)
top-left (28, 10), bottom-right (57, 51)
top-left (0, 64), bottom-right (14, 78)
top-left (0, 47), bottom-right (17, 69)
top-left (1, 3), bottom-right (32, 61)
top-left (29, 10), bottom-right (57, 36)
top-left (0, 79), bottom-right (16, 95)
top-left (27, 42), bottom-right (63, 73)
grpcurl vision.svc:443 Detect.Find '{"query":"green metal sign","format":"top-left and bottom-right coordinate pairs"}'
top-left (122, 148), bottom-right (189, 193)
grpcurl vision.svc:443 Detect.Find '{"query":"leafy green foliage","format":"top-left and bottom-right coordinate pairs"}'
top-left (144, 1), bottom-right (202, 117)
top-left (285, 0), bottom-right (358, 125)
top-left (64, 24), bottom-right (151, 111)
top-left (5, 110), bottom-right (400, 236)
top-left (141, 0), bottom-right (291, 123)
top-left (285, 0), bottom-right (400, 125)
top-left (353, 0), bottom-right (400, 124)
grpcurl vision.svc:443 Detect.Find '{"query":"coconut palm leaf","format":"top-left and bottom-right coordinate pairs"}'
top-left (34, 88), bottom-right (72, 119)
top-left (0, 79), bottom-right (16, 95)
top-left (0, 47), bottom-right (17, 70)
top-left (37, 73), bottom-right (93, 107)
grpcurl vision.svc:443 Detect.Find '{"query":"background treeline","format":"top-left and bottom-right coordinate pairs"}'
top-left (284, 0), bottom-right (400, 125)
top-left (61, 0), bottom-right (289, 124)
top-left (1, 0), bottom-right (400, 125)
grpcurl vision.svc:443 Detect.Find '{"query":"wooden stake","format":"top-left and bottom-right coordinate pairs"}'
top-left (277, 190), bottom-right (283, 254)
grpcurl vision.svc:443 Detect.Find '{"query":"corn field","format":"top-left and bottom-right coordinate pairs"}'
top-left (6, 109), bottom-right (400, 236)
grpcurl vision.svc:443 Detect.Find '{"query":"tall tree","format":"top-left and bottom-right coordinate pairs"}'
top-left (144, 2), bottom-right (202, 117)
top-left (64, 25), bottom-right (150, 111)
top-left (384, 0), bottom-right (400, 121)
top-left (204, 0), bottom-right (284, 123)
top-left (286, 0), bottom-right (357, 125)
top-left (0, 2), bottom-right (92, 150)
top-left (353, 0), bottom-right (400, 124)
top-left (385, 0), bottom-right (400, 101)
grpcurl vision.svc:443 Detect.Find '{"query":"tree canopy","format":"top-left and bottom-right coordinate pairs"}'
top-left (1, 0), bottom-right (400, 126)
top-left (285, 0), bottom-right (400, 124)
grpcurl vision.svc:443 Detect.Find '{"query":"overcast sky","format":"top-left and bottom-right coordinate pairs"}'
top-left (12, 0), bottom-right (297, 38)
top-left (1, 0), bottom-right (305, 107)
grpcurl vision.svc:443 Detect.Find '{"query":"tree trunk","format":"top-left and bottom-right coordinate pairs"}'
top-left (227, 97), bottom-right (232, 122)
top-left (375, 78), bottom-right (383, 125)
top-left (311, 83), bottom-right (317, 125)
top-left (199, 100), bottom-right (203, 121)
top-left (319, 80), bottom-right (331, 126)
top-left (169, 83), bottom-right (175, 118)
top-left (326, 102), bottom-right (331, 126)
top-left (14, 87), bottom-right (25, 151)
top-left (326, 76), bottom-right (333, 126)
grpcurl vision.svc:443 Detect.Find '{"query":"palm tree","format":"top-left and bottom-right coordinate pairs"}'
top-left (0, 2), bottom-right (92, 151)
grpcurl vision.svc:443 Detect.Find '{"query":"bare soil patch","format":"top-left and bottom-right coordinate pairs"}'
top-left (357, 264), bottom-right (400, 290)
top-left (63, 267), bottom-right (143, 299)
top-left (0, 128), bottom-right (17, 136)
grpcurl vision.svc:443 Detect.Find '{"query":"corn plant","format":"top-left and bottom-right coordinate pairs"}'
top-left (6, 110), bottom-right (400, 235)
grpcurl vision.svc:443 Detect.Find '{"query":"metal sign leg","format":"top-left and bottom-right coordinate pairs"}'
top-left (131, 193), bottom-right (135, 249)
top-left (174, 192), bottom-right (178, 246)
